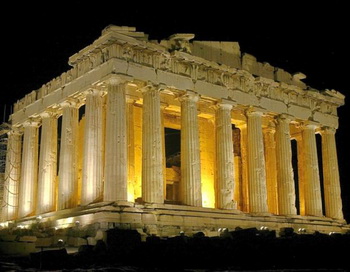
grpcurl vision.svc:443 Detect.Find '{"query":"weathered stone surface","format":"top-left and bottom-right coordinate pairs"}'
top-left (180, 92), bottom-right (202, 207)
top-left (18, 121), bottom-right (39, 218)
top-left (81, 90), bottom-right (104, 205)
top-left (58, 101), bottom-right (79, 210)
top-left (2, 130), bottom-right (22, 221)
top-left (1, 25), bottom-right (346, 238)
top-left (246, 110), bottom-right (268, 213)
top-left (104, 80), bottom-right (128, 201)
top-left (37, 112), bottom-right (57, 214)
top-left (19, 236), bottom-right (37, 242)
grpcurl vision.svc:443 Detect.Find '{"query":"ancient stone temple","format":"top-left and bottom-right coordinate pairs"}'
top-left (0, 25), bottom-right (348, 236)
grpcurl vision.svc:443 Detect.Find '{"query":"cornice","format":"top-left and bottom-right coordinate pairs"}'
top-left (12, 29), bottom-right (345, 121)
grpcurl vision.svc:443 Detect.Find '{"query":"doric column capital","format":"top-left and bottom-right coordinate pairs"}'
top-left (102, 73), bottom-right (133, 86)
top-left (214, 98), bottom-right (236, 111)
top-left (275, 114), bottom-right (293, 123)
top-left (245, 107), bottom-right (264, 117)
top-left (60, 98), bottom-right (80, 109)
top-left (7, 126), bottom-right (23, 136)
top-left (139, 83), bottom-right (161, 94)
top-left (178, 90), bottom-right (199, 103)
top-left (22, 119), bottom-right (40, 128)
top-left (214, 101), bottom-right (233, 111)
top-left (39, 109), bottom-right (59, 119)
top-left (84, 88), bottom-right (105, 97)
top-left (107, 74), bottom-right (132, 85)
top-left (300, 122), bottom-right (318, 131)
top-left (320, 126), bottom-right (336, 135)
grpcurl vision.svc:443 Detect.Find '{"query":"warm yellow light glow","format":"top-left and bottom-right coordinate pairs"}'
top-left (202, 189), bottom-right (215, 208)
top-left (134, 106), bottom-right (143, 199)
top-left (56, 217), bottom-right (75, 228)
top-left (0, 222), bottom-right (8, 228)
top-left (127, 184), bottom-right (135, 202)
top-left (43, 183), bottom-right (50, 207)
top-left (199, 118), bottom-right (215, 208)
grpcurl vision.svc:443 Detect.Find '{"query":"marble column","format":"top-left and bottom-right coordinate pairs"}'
top-left (301, 124), bottom-right (323, 216)
top-left (215, 102), bottom-right (235, 209)
top-left (296, 136), bottom-right (305, 215)
top-left (275, 115), bottom-right (297, 215)
top-left (104, 79), bottom-right (128, 202)
top-left (246, 110), bottom-right (268, 213)
top-left (18, 120), bottom-right (39, 218)
top-left (81, 89), bottom-right (104, 205)
top-left (58, 101), bottom-right (79, 210)
top-left (1, 129), bottom-right (22, 221)
top-left (236, 124), bottom-right (249, 212)
top-left (127, 98), bottom-right (136, 202)
top-left (263, 127), bottom-right (278, 214)
top-left (161, 104), bottom-right (167, 200)
top-left (141, 86), bottom-right (164, 203)
top-left (180, 91), bottom-right (202, 207)
top-left (37, 111), bottom-right (58, 214)
top-left (321, 127), bottom-right (343, 219)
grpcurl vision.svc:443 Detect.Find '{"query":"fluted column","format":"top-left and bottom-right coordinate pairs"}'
top-left (275, 115), bottom-right (297, 215)
top-left (127, 98), bottom-right (136, 202)
top-left (161, 104), bottom-right (167, 200)
top-left (81, 89), bottom-right (104, 205)
top-left (246, 110), bottom-right (268, 213)
top-left (18, 120), bottom-right (39, 218)
top-left (180, 91), bottom-right (202, 207)
top-left (236, 124), bottom-right (249, 212)
top-left (37, 111), bottom-right (58, 214)
top-left (296, 136), bottom-right (305, 215)
top-left (104, 78), bottom-right (128, 202)
top-left (141, 86), bottom-right (164, 203)
top-left (58, 100), bottom-right (79, 210)
top-left (2, 129), bottom-right (22, 221)
top-left (215, 102), bottom-right (235, 209)
top-left (321, 127), bottom-right (343, 219)
top-left (263, 127), bottom-right (278, 214)
top-left (301, 124), bottom-right (323, 216)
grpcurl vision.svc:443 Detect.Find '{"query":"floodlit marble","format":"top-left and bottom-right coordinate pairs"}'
top-left (275, 115), bottom-right (297, 215)
top-left (18, 121), bottom-right (39, 218)
top-left (58, 101), bottom-right (79, 210)
top-left (321, 127), bottom-right (343, 219)
top-left (180, 92), bottom-right (202, 207)
top-left (81, 90), bottom-right (104, 205)
top-left (104, 78), bottom-right (128, 201)
top-left (141, 85), bottom-right (164, 203)
top-left (215, 102), bottom-right (235, 209)
top-left (246, 110), bottom-right (268, 213)
top-left (1, 25), bottom-right (348, 235)
top-left (37, 111), bottom-right (57, 214)
top-left (1, 129), bottom-right (22, 220)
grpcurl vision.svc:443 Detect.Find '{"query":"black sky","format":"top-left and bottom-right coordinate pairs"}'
top-left (1, 2), bottom-right (349, 221)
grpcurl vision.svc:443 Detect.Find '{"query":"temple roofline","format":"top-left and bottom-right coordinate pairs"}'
top-left (11, 25), bottom-right (345, 120)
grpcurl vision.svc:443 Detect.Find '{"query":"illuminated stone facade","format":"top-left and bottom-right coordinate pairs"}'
top-left (1, 26), bottom-right (348, 235)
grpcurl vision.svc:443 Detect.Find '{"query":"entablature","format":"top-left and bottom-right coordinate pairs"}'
top-left (11, 26), bottom-right (344, 130)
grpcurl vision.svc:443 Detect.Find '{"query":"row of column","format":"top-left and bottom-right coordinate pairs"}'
top-left (1, 80), bottom-right (344, 221)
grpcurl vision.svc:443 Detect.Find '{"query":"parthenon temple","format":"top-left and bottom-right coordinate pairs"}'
top-left (0, 25), bottom-right (348, 236)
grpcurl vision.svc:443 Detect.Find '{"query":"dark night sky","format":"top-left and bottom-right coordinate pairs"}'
top-left (1, 2), bottom-right (349, 221)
